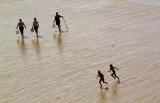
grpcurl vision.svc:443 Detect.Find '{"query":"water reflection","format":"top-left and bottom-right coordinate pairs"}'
top-left (97, 90), bottom-right (108, 103)
top-left (32, 38), bottom-right (41, 58)
top-left (111, 84), bottom-right (118, 95)
top-left (17, 38), bottom-right (26, 57)
top-left (53, 32), bottom-right (63, 50)
top-left (110, 83), bottom-right (118, 100)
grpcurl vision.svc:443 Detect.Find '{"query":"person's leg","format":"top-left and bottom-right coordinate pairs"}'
top-left (58, 24), bottom-right (61, 32)
top-left (99, 80), bottom-right (102, 88)
top-left (102, 78), bottom-right (107, 84)
top-left (111, 73), bottom-right (115, 79)
top-left (34, 27), bottom-right (38, 37)
top-left (114, 73), bottom-right (120, 80)
top-left (20, 28), bottom-right (24, 38)
top-left (22, 31), bottom-right (24, 38)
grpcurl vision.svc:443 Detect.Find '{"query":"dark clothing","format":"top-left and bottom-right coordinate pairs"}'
top-left (17, 21), bottom-right (25, 34)
top-left (110, 66), bottom-right (115, 73)
top-left (16, 21), bottom-right (26, 38)
top-left (33, 21), bottom-right (39, 27)
top-left (112, 70), bottom-right (116, 74)
top-left (19, 27), bottom-right (24, 34)
top-left (55, 15), bottom-right (62, 25)
top-left (34, 26), bottom-right (38, 33)
top-left (110, 67), bottom-right (116, 76)
top-left (18, 22), bottom-right (25, 28)
top-left (99, 73), bottom-right (104, 81)
top-left (109, 65), bottom-right (120, 81)
top-left (101, 77), bottom-right (104, 82)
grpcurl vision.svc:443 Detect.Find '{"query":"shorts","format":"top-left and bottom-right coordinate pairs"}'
top-left (112, 71), bottom-right (116, 74)
top-left (34, 26), bottom-right (38, 33)
top-left (56, 21), bottom-right (60, 25)
top-left (100, 77), bottom-right (104, 82)
top-left (19, 27), bottom-right (24, 34)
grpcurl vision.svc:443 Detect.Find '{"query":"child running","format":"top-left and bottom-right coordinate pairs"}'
top-left (108, 64), bottom-right (120, 81)
top-left (96, 70), bottom-right (108, 89)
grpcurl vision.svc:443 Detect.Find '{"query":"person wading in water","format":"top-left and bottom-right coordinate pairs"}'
top-left (16, 19), bottom-right (26, 38)
top-left (32, 18), bottom-right (39, 37)
top-left (53, 12), bottom-right (63, 32)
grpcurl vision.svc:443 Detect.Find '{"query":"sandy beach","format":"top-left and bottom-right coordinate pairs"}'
top-left (0, 0), bottom-right (160, 103)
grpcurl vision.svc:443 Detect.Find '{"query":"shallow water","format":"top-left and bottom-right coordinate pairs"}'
top-left (0, 0), bottom-right (160, 103)
top-left (129, 0), bottom-right (160, 5)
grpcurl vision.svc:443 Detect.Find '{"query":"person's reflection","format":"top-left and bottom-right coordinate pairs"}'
top-left (17, 38), bottom-right (26, 57)
top-left (32, 38), bottom-right (41, 58)
top-left (111, 83), bottom-right (118, 100)
top-left (97, 90), bottom-right (108, 103)
top-left (53, 32), bottom-right (63, 50)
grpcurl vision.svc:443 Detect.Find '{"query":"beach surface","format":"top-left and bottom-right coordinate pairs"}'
top-left (0, 0), bottom-right (160, 103)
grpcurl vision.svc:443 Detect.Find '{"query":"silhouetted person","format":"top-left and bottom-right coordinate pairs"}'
top-left (53, 12), bottom-right (63, 32)
top-left (108, 64), bottom-right (120, 81)
top-left (32, 18), bottom-right (39, 37)
top-left (16, 19), bottom-right (26, 38)
top-left (96, 70), bottom-right (108, 88)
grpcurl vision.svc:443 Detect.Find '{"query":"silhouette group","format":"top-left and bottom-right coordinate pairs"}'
top-left (16, 12), bottom-right (64, 38)
top-left (97, 64), bottom-right (120, 89)
top-left (16, 12), bottom-right (120, 90)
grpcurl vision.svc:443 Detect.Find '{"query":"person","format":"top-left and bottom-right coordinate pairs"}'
top-left (32, 18), bottom-right (39, 37)
top-left (108, 64), bottom-right (120, 81)
top-left (53, 12), bottom-right (63, 32)
top-left (96, 70), bottom-right (108, 88)
top-left (16, 19), bottom-right (26, 38)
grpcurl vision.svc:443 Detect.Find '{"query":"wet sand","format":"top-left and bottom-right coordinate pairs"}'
top-left (0, 0), bottom-right (160, 103)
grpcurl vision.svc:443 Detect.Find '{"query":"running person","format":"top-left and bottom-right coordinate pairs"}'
top-left (108, 64), bottom-right (120, 81)
top-left (16, 19), bottom-right (26, 38)
top-left (96, 70), bottom-right (108, 88)
top-left (53, 12), bottom-right (63, 32)
top-left (32, 18), bottom-right (39, 37)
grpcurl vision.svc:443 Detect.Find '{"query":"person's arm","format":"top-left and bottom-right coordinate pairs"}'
top-left (32, 22), bottom-right (34, 28)
top-left (114, 67), bottom-right (119, 70)
top-left (23, 23), bottom-right (26, 29)
top-left (16, 23), bottom-right (19, 29)
top-left (24, 24), bottom-right (26, 29)
top-left (37, 21), bottom-right (39, 27)
top-left (96, 75), bottom-right (99, 79)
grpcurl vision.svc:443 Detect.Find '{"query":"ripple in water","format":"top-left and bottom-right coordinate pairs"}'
top-left (129, 0), bottom-right (160, 5)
